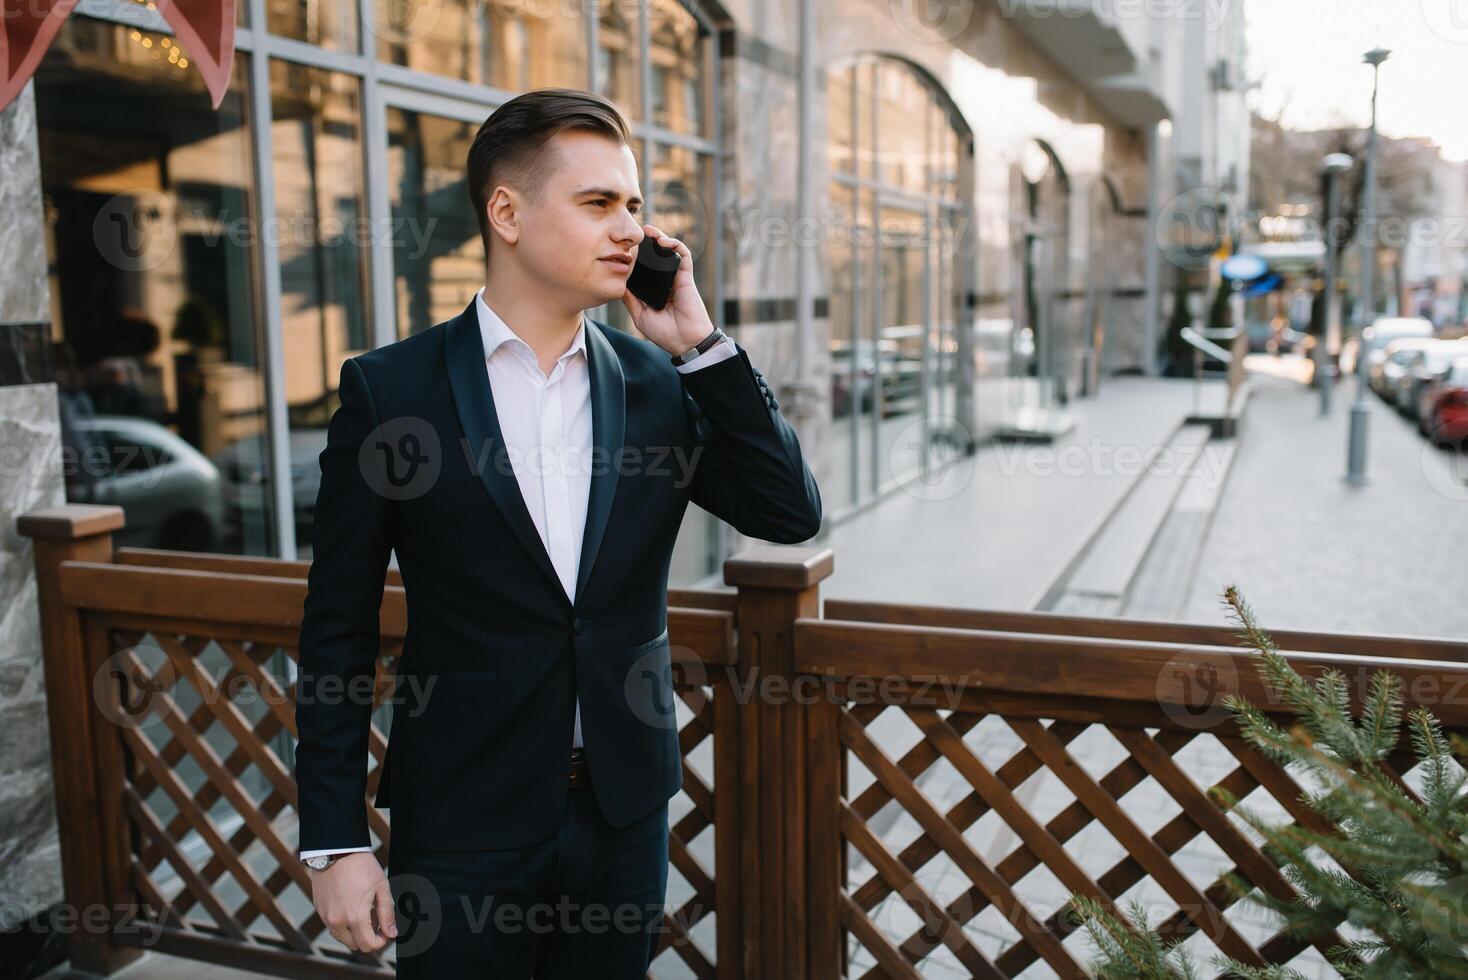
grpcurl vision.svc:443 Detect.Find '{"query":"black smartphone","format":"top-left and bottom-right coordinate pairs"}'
top-left (625, 237), bottom-right (680, 310)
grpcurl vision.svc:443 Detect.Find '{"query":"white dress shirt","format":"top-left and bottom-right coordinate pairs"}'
top-left (301, 289), bottom-right (736, 861)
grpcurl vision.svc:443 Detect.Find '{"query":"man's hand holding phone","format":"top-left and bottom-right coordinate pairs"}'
top-left (621, 223), bottom-right (717, 354)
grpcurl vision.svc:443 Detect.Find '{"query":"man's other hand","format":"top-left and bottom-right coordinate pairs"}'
top-left (310, 852), bottom-right (398, 953)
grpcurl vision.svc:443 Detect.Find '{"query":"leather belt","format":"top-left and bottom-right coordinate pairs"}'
top-left (568, 748), bottom-right (589, 789)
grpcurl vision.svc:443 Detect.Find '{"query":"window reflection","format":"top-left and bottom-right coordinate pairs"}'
top-left (595, 3), bottom-right (639, 118)
top-left (828, 56), bottom-right (964, 510)
top-left (375, 0), bottom-right (584, 91)
top-left (37, 17), bottom-right (272, 556)
top-left (386, 108), bottom-right (480, 337)
top-left (648, 0), bottom-right (706, 137)
top-left (268, 0), bottom-right (358, 52)
top-left (829, 64), bottom-right (854, 175)
top-left (269, 61), bottom-right (371, 559)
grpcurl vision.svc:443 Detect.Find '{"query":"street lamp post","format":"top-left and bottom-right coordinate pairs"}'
top-left (1347, 45), bottom-right (1389, 484)
top-left (1320, 152), bottom-right (1353, 416)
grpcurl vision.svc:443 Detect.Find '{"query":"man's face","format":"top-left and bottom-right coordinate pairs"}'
top-left (510, 129), bottom-right (645, 310)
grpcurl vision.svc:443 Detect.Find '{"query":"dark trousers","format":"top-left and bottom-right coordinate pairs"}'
top-left (388, 787), bottom-right (670, 978)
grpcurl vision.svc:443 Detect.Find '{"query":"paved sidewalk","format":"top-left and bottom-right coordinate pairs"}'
top-left (819, 375), bottom-right (1228, 611)
top-left (1178, 358), bottom-right (1468, 640)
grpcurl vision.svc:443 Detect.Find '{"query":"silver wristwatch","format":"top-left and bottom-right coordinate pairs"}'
top-left (303, 854), bottom-right (341, 871)
top-left (670, 327), bottom-right (726, 366)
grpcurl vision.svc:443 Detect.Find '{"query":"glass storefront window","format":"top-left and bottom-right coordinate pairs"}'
top-left (827, 179), bottom-right (857, 511)
top-left (876, 62), bottom-right (927, 193)
top-left (648, 0), bottom-right (707, 138)
top-left (268, 60), bottom-right (371, 559)
top-left (828, 63), bottom-right (854, 176)
top-left (268, 0), bottom-right (358, 53)
top-left (596, 3), bottom-right (639, 119)
top-left (375, 0), bottom-right (585, 92)
top-left (386, 107), bottom-right (481, 337)
top-left (854, 59), bottom-right (874, 180)
top-left (829, 55), bottom-right (964, 511)
top-left (36, 16), bottom-right (274, 557)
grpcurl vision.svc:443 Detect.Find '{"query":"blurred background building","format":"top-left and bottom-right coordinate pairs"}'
top-left (1243, 115), bottom-right (1468, 354)
top-left (0, 0), bottom-right (1250, 936)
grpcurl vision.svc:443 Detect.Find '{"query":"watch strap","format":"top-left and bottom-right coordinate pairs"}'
top-left (670, 327), bottom-right (725, 366)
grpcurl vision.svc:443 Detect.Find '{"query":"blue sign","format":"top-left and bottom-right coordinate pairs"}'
top-left (1243, 272), bottom-right (1282, 296)
top-left (1220, 253), bottom-right (1268, 281)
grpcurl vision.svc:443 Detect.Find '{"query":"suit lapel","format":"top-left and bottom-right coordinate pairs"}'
top-left (443, 300), bottom-right (625, 608)
top-left (575, 318), bottom-right (625, 605)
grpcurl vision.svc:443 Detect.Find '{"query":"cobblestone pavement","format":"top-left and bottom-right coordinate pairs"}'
top-left (1180, 361), bottom-right (1468, 640)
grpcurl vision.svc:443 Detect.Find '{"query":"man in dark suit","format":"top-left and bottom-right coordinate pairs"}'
top-left (293, 88), bottom-right (821, 977)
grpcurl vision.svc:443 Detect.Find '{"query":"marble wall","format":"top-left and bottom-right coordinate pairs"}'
top-left (0, 81), bottom-right (65, 931)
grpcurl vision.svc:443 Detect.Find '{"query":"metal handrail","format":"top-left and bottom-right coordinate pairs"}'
top-left (1180, 325), bottom-right (1235, 364)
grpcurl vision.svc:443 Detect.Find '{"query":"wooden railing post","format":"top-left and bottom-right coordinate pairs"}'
top-left (16, 504), bottom-right (141, 975)
top-left (723, 544), bottom-right (834, 980)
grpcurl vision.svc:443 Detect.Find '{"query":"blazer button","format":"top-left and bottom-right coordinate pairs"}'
top-left (572, 616), bottom-right (587, 634)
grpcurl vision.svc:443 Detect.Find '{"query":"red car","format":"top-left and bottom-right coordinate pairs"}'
top-left (1420, 355), bottom-right (1468, 446)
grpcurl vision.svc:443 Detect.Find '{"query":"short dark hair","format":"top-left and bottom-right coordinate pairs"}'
top-left (466, 88), bottom-right (634, 258)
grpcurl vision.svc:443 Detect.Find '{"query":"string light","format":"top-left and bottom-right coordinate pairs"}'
top-left (127, 26), bottom-right (190, 71)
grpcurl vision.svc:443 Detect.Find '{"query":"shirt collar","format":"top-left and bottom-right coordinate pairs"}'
top-left (475, 286), bottom-right (587, 365)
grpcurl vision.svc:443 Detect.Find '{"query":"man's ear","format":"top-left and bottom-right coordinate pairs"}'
top-left (485, 187), bottom-right (520, 247)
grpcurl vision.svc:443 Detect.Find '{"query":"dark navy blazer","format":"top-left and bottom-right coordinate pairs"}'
top-left (294, 297), bottom-right (822, 852)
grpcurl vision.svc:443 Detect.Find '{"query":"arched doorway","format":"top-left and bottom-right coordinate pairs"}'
top-left (826, 54), bottom-right (972, 514)
top-left (1018, 139), bottom-right (1071, 398)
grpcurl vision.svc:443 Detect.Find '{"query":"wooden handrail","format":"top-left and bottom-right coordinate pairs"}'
top-left (824, 597), bottom-right (1468, 662)
top-left (797, 617), bottom-right (1468, 727)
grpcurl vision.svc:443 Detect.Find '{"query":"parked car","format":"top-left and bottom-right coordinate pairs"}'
top-left (67, 416), bottom-right (225, 550)
top-left (1373, 336), bottom-right (1438, 399)
top-left (1360, 316), bottom-right (1433, 388)
top-left (1419, 355), bottom-right (1468, 445)
top-left (1397, 339), bottom-right (1468, 417)
top-left (213, 428), bottom-right (329, 537)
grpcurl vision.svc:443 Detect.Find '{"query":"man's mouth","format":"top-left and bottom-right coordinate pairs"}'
top-left (600, 255), bottom-right (633, 272)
